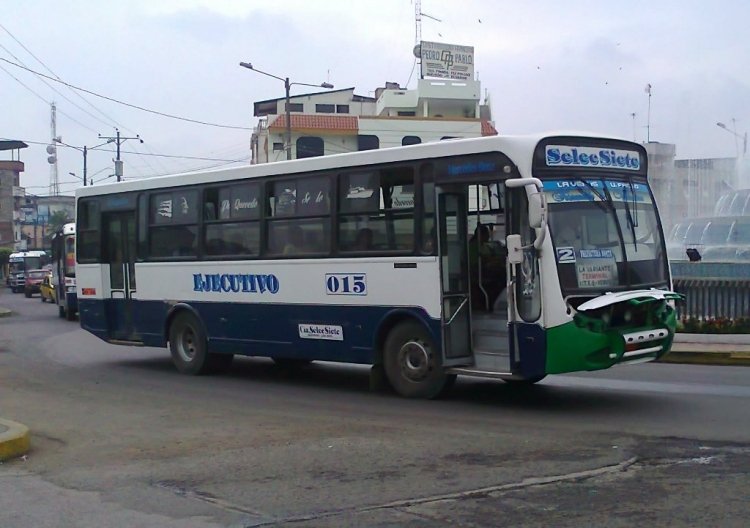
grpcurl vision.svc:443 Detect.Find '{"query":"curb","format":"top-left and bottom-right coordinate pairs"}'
top-left (0, 418), bottom-right (30, 462)
top-left (658, 351), bottom-right (750, 367)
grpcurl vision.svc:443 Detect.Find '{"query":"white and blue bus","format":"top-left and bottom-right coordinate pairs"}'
top-left (8, 250), bottom-right (48, 293)
top-left (51, 222), bottom-right (78, 320)
top-left (75, 133), bottom-right (680, 398)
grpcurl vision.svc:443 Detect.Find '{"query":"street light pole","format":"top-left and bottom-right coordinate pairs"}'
top-left (239, 62), bottom-right (333, 161)
top-left (716, 121), bottom-right (747, 157)
top-left (284, 76), bottom-right (292, 160)
top-left (54, 138), bottom-right (115, 186)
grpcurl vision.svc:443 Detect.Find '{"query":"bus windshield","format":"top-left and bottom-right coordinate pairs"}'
top-left (10, 256), bottom-right (43, 273)
top-left (544, 177), bottom-right (668, 294)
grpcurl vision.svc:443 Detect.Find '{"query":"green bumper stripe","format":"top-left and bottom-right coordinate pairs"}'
top-left (545, 309), bottom-right (677, 374)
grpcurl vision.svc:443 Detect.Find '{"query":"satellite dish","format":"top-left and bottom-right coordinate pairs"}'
top-left (413, 44), bottom-right (421, 58)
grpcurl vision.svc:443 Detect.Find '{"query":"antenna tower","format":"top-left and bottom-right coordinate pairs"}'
top-left (415, 0), bottom-right (422, 44)
top-left (49, 102), bottom-right (60, 196)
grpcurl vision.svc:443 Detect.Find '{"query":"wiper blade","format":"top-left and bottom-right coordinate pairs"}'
top-left (622, 186), bottom-right (638, 251)
top-left (572, 176), bottom-right (609, 213)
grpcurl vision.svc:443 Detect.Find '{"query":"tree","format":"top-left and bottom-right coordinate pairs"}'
top-left (0, 247), bottom-right (11, 280)
top-left (48, 210), bottom-right (72, 234)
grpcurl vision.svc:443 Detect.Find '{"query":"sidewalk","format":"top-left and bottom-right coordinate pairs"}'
top-left (0, 419), bottom-right (30, 462)
top-left (659, 333), bottom-right (750, 366)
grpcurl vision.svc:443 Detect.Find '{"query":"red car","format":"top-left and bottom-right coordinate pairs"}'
top-left (24, 269), bottom-right (48, 298)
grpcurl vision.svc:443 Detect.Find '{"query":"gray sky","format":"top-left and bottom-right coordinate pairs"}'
top-left (1, 0), bottom-right (749, 196)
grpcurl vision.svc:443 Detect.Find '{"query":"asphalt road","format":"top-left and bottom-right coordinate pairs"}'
top-left (1, 289), bottom-right (749, 527)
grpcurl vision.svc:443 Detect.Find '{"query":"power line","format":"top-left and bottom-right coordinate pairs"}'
top-left (0, 57), bottom-right (252, 130)
top-left (0, 43), bottom-right (112, 130)
top-left (2, 137), bottom-right (248, 163)
top-left (0, 62), bottom-right (98, 133)
top-left (1, 22), bottom-right (119, 129)
top-left (1, 24), bottom-right (175, 175)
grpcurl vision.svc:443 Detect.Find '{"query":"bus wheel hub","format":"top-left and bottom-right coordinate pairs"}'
top-left (399, 340), bottom-right (431, 381)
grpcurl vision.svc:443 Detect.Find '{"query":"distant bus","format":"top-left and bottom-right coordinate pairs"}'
top-left (51, 222), bottom-right (78, 320)
top-left (75, 133), bottom-right (680, 398)
top-left (8, 250), bottom-right (48, 293)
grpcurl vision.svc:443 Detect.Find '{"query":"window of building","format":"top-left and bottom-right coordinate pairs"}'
top-left (338, 166), bottom-right (414, 252)
top-left (148, 189), bottom-right (199, 258)
top-left (296, 136), bottom-right (324, 159)
top-left (285, 102), bottom-right (304, 112)
top-left (402, 136), bottom-right (421, 146)
top-left (266, 176), bottom-right (331, 256)
top-left (272, 142), bottom-right (284, 152)
top-left (357, 135), bottom-right (379, 151)
top-left (336, 104), bottom-right (350, 114)
top-left (316, 103), bottom-right (335, 113)
top-left (397, 111), bottom-right (416, 117)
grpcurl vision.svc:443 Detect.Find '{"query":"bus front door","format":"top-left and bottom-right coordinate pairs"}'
top-left (102, 211), bottom-right (138, 341)
top-left (437, 191), bottom-right (472, 365)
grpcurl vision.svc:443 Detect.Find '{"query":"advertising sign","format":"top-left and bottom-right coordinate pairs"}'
top-left (420, 41), bottom-right (474, 80)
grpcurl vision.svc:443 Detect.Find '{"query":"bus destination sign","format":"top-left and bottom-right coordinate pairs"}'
top-left (546, 145), bottom-right (641, 171)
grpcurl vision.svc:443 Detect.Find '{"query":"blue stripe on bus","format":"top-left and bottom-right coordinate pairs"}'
top-left (511, 322), bottom-right (547, 380)
top-left (79, 299), bottom-right (441, 364)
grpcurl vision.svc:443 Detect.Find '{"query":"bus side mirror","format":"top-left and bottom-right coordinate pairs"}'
top-left (505, 178), bottom-right (548, 251)
top-left (528, 191), bottom-right (545, 229)
top-left (506, 234), bottom-right (524, 265)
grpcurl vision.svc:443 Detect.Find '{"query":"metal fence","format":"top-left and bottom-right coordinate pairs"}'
top-left (673, 278), bottom-right (750, 320)
top-left (671, 262), bottom-right (750, 320)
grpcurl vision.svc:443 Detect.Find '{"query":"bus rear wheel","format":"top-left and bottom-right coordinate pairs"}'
top-left (383, 321), bottom-right (454, 399)
top-left (169, 312), bottom-right (233, 375)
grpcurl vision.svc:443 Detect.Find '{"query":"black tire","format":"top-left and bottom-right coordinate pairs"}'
top-left (24, 290), bottom-right (31, 298)
top-left (168, 312), bottom-right (233, 375)
top-left (383, 321), bottom-right (454, 399)
top-left (65, 307), bottom-right (76, 321)
top-left (58, 305), bottom-right (66, 318)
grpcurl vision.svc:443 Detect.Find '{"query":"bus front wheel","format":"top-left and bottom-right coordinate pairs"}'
top-left (383, 322), bottom-right (455, 399)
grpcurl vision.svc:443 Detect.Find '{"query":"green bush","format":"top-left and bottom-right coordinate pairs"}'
top-left (678, 316), bottom-right (750, 334)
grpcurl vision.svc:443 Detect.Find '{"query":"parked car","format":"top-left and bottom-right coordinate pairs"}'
top-left (24, 269), bottom-right (48, 298)
top-left (40, 273), bottom-right (55, 303)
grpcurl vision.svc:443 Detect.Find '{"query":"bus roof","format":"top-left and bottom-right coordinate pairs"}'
top-left (9, 250), bottom-right (46, 258)
top-left (75, 132), bottom-right (637, 198)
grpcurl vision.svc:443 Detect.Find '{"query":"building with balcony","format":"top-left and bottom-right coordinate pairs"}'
top-left (250, 79), bottom-right (496, 164)
top-left (0, 140), bottom-right (27, 249)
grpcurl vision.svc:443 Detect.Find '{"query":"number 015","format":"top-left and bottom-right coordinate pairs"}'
top-left (326, 273), bottom-right (367, 295)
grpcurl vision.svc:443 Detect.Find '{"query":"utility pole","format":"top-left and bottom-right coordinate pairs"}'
top-left (98, 128), bottom-right (143, 181)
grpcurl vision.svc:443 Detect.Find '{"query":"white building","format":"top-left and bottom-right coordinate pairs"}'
top-left (250, 79), bottom-right (497, 164)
